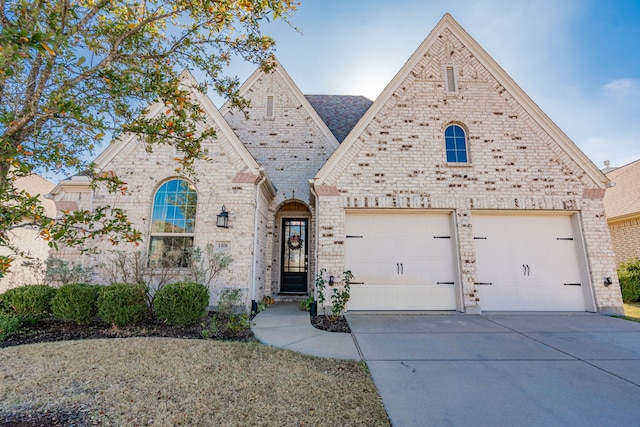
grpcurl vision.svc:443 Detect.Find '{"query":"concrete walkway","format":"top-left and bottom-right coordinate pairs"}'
top-left (251, 301), bottom-right (360, 360)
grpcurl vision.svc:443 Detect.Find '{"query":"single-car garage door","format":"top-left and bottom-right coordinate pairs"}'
top-left (345, 211), bottom-right (458, 310)
top-left (473, 213), bottom-right (589, 311)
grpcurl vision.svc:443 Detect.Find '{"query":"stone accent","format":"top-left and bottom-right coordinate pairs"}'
top-left (315, 185), bottom-right (340, 196)
top-left (583, 188), bottom-right (606, 200)
top-left (232, 173), bottom-right (260, 184)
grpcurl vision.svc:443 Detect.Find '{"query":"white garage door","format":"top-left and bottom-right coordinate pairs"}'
top-left (473, 214), bottom-right (587, 311)
top-left (345, 211), bottom-right (458, 310)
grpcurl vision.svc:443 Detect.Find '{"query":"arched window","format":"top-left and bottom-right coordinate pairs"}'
top-left (444, 124), bottom-right (468, 163)
top-left (149, 179), bottom-right (197, 267)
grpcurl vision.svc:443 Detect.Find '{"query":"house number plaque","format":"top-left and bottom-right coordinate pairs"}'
top-left (216, 241), bottom-right (231, 251)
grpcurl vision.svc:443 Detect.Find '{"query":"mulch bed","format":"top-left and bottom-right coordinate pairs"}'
top-left (0, 312), bottom-right (254, 349)
top-left (1, 312), bottom-right (350, 349)
top-left (311, 315), bottom-right (351, 333)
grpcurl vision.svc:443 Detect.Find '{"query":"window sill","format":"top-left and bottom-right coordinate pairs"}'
top-left (446, 162), bottom-right (472, 167)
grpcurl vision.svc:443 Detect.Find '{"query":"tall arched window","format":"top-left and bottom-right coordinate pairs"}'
top-left (444, 124), bottom-right (468, 163)
top-left (149, 179), bottom-right (197, 267)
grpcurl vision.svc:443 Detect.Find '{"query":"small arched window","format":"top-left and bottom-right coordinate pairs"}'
top-left (444, 124), bottom-right (468, 163)
top-left (149, 179), bottom-right (197, 267)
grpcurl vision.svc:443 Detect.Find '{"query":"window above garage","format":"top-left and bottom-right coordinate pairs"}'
top-left (444, 124), bottom-right (470, 164)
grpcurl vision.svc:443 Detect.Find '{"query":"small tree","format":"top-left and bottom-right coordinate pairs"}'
top-left (186, 244), bottom-right (233, 288)
top-left (44, 257), bottom-right (91, 286)
top-left (0, 0), bottom-right (298, 276)
top-left (316, 269), bottom-right (354, 323)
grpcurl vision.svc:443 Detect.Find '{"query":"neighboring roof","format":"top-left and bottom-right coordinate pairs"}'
top-left (314, 13), bottom-right (610, 189)
top-left (604, 158), bottom-right (640, 221)
top-left (304, 95), bottom-right (373, 143)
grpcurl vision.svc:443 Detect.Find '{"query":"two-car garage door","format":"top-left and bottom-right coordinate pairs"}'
top-left (345, 211), bottom-right (590, 312)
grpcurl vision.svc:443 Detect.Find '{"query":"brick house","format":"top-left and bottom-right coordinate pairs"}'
top-left (49, 14), bottom-right (623, 314)
top-left (604, 159), bottom-right (640, 266)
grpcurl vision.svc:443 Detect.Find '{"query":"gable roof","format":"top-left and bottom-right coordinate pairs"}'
top-left (314, 13), bottom-right (610, 189)
top-left (305, 95), bottom-right (373, 143)
top-left (220, 57), bottom-right (341, 151)
top-left (604, 159), bottom-right (640, 221)
top-left (94, 70), bottom-right (266, 179)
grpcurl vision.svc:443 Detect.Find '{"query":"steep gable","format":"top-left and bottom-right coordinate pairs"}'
top-left (221, 58), bottom-right (339, 204)
top-left (95, 70), bottom-right (263, 178)
top-left (315, 13), bottom-right (609, 194)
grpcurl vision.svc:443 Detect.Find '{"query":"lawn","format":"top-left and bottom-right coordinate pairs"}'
top-left (623, 302), bottom-right (640, 322)
top-left (0, 338), bottom-right (389, 426)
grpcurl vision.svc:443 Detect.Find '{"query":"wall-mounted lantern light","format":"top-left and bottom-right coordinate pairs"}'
top-left (216, 205), bottom-right (229, 228)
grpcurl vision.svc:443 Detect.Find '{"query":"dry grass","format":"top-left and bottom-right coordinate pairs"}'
top-left (0, 338), bottom-right (389, 426)
top-left (623, 302), bottom-right (640, 322)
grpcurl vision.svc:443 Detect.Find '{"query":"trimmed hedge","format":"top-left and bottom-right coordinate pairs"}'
top-left (51, 284), bottom-right (100, 324)
top-left (154, 282), bottom-right (209, 326)
top-left (0, 285), bottom-right (57, 324)
top-left (98, 283), bottom-right (148, 327)
top-left (619, 258), bottom-right (640, 303)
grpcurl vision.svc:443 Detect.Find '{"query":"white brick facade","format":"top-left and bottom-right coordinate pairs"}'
top-left (313, 15), bottom-right (622, 314)
top-left (48, 14), bottom-right (623, 314)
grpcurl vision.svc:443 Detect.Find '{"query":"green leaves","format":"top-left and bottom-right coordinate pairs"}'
top-left (0, 0), bottom-right (297, 276)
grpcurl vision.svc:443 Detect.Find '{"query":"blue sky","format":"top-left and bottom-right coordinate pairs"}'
top-left (210, 0), bottom-right (640, 170)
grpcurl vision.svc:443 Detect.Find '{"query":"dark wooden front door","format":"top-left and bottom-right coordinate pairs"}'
top-left (281, 218), bottom-right (308, 293)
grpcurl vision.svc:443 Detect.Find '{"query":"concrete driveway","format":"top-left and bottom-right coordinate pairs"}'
top-left (347, 313), bottom-right (640, 426)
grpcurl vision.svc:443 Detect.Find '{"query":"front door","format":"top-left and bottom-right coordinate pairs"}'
top-left (281, 218), bottom-right (308, 293)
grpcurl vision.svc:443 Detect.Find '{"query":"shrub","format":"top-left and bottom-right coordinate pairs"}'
top-left (98, 283), bottom-right (148, 327)
top-left (154, 281), bottom-right (209, 326)
top-left (618, 258), bottom-right (640, 303)
top-left (300, 294), bottom-right (314, 312)
top-left (51, 284), bottom-right (100, 324)
top-left (217, 288), bottom-right (251, 333)
top-left (45, 258), bottom-right (91, 286)
top-left (0, 313), bottom-right (21, 340)
top-left (0, 285), bottom-right (57, 323)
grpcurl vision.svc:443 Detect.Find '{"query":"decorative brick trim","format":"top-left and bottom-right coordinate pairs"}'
top-left (232, 172), bottom-right (259, 184)
top-left (582, 188), bottom-right (606, 200)
top-left (315, 185), bottom-right (340, 196)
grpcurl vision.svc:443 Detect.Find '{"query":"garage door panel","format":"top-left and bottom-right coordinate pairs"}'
top-left (345, 212), bottom-right (458, 311)
top-left (349, 284), bottom-right (457, 310)
top-left (473, 214), bottom-right (586, 311)
top-left (349, 260), bottom-right (398, 285)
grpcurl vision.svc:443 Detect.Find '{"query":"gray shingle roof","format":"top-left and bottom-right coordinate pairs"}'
top-left (305, 95), bottom-right (373, 143)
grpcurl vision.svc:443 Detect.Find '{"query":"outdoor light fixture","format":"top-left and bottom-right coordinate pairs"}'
top-left (216, 205), bottom-right (229, 228)
top-left (329, 275), bottom-right (335, 287)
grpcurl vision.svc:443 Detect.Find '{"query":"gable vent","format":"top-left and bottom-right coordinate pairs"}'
top-left (266, 95), bottom-right (275, 117)
top-left (445, 66), bottom-right (457, 93)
